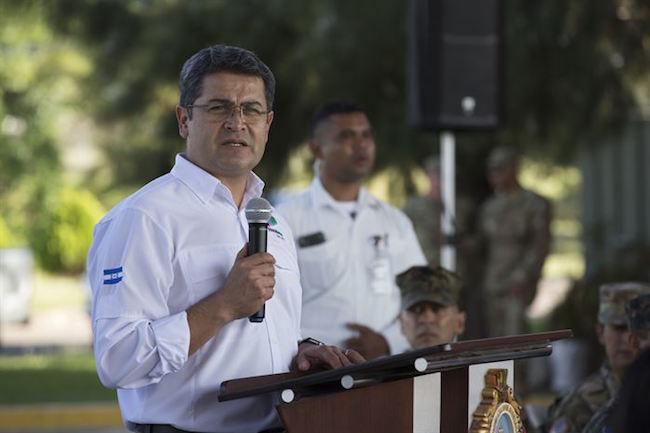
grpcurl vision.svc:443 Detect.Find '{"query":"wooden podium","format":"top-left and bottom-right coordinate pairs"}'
top-left (219, 330), bottom-right (571, 433)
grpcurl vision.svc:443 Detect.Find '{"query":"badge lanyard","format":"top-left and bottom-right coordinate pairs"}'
top-left (369, 234), bottom-right (392, 294)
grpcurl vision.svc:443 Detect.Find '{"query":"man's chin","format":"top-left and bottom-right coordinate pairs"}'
top-left (613, 352), bottom-right (637, 369)
top-left (415, 335), bottom-right (443, 349)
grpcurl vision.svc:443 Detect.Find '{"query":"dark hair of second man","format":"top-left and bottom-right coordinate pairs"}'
top-left (310, 100), bottom-right (365, 138)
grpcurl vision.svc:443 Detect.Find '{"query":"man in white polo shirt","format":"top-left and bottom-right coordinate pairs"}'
top-left (88, 45), bottom-right (362, 433)
top-left (276, 101), bottom-right (427, 359)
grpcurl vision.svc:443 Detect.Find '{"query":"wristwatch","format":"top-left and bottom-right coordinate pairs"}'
top-left (298, 337), bottom-right (326, 346)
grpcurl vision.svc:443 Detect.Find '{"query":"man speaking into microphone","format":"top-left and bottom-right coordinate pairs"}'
top-left (87, 45), bottom-right (363, 433)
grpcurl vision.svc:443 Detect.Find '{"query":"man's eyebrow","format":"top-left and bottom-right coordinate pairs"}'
top-left (338, 126), bottom-right (373, 135)
top-left (202, 98), bottom-right (230, 104)
top-left (204, 98), bottom-right (264, 106)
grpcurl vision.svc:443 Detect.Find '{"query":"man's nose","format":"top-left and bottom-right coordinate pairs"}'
top-left (354, 135), bottom-right (373, 148)
top-left (224, 107), bottom-right (246, 130)
top-left (417, 308), bottom-right (438, 323)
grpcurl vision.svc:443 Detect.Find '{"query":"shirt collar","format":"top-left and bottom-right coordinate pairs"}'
top-left (309, 176), bottom-right (377, 211)
top-left (170, 154), bottom-right (265, 205)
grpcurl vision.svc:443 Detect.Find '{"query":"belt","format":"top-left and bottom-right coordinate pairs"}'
top-left (133, 424), bottom-right (285, 433)
top-left (132, 425), bottom-right (190, 433)
top-left (133, 425), bottom-right (191, 433)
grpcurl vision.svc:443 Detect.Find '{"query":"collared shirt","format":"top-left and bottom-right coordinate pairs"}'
top-left (88, 154), bottom-right (302, 433)
top-left (276, 178), bottom-right (426, 354)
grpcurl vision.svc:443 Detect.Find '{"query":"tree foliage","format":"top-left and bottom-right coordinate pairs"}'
top-left (30, 187), bottom-right (105, 273)
top-left (0, 1), bottom-right (71, 243)
top-left (502, 0), bottom-right (650, 162)
top-left (7, 0), bottom-right (650, 196)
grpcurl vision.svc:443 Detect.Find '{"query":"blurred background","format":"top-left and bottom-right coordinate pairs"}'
top-left (1, 0), bottom-right (649, 431)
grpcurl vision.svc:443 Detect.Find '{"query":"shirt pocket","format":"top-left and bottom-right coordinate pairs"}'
top-left (267, 234), bottom-right (302, 320)
top-left (296, 235), bottom-right (346, 299)
top-left (178, 243), bottom-right (239, 304)
top-left (267, 235), bottom-right (298, 274)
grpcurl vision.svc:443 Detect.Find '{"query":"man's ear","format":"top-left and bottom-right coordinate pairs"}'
top-left (176, 105), bottom-right (189, 139)
top-left (595, 323), bottom-right (605, 346)
top-left (455, 311), bottom-right (466, 336)
top-left (309, 139), bottom-right (323, 160)
top-left (628, 332), bottom-right (640, 351)
top-left (398, 311), bottom-right (407, 334)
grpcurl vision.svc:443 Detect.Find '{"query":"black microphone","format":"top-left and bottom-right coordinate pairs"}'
top-left (245, 197), bottom-right (273, 323)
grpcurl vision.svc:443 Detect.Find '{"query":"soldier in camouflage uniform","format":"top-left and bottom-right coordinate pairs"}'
top-left (627, 292), bottom-right (650, 351)
top-left (546, 282), bottom-right (650, 433)
top-left (403, 157), bottom-right (445, 267)
top-left (478, 146), bottom-right (551, 337)
top-left (581, 291), bottom-right (650, 433)
top-left (403, 157), bottom-right (476, 266)
top-left (403, 156), bottom-right (481, 337)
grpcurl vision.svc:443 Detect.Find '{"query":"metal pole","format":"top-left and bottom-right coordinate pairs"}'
top-left (440, 131), bottom-right (456, 271)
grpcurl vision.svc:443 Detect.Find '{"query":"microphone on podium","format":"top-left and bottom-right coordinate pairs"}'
top-left (245, 197), bottom-right (273, 323)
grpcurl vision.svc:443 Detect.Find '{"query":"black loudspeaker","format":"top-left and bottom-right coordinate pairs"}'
top-left (407, 0), bottom-right (502, 130)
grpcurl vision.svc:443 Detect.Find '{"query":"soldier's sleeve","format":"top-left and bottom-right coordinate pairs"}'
top-left (508, 194), bottom-right (552, 291)
top-left (581, 400), bottom-right (613, 433)
top-left (475, 201), bottom-right (491, 259)
top-left (547, 384), bottom-right (598, 433)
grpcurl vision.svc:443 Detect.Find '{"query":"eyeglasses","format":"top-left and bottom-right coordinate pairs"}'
top-left (186, 102), bottom-right (270, 124)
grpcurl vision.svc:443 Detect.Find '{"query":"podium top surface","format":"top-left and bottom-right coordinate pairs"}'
top-left (219, 329), bottom-right (572, 402)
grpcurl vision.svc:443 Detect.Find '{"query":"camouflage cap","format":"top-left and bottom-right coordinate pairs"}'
top-left (626, 293), bottom-right (650, 331)
top-left (487, 146), bottom-right (520, 169)
top-left (598, 282), bottom-right (650, 325)
top-left (397, 265), bottom-right (462, 311)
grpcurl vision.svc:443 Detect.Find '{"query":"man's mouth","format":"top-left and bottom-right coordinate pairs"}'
top-left (417, 331), bottom-right (438, 339)
top-left (222, 140), bottom-right (248, 147)
top-left (353, 155), bottom-right (370, 164)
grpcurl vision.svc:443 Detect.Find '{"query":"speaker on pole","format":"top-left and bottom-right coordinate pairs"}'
top-left (407, 0), bottom-right (502, 130)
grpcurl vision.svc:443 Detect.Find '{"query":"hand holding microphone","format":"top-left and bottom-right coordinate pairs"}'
top-left (217, 198), bottom-right (275, 324)
top-left (245, 198), bottom-right (273, 323)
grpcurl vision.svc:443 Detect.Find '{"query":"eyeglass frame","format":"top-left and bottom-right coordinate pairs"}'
top-left (184, 100), bottom-right (271, 124)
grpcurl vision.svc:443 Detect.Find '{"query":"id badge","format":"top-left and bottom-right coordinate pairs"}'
top-left (369, 256), bottom-right (392, 294)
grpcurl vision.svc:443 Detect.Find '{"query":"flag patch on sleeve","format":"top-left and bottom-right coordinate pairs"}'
top-left (103, 267), bottom-right (123, 285)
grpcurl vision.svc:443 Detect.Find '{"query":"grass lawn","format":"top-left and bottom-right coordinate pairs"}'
top-left (0, 351), bottom-right (116, 404)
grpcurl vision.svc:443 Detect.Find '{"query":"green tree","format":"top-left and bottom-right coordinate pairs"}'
top-left (42, 0), bottom-right (650, 195)
top-left (30, 188), bottom-right (105, 273)
top-left (1, 1), bottom-right (95, 271)
top-left (45, 0), bottom-right (434, 192)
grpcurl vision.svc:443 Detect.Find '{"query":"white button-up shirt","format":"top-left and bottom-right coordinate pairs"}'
top-left (276, 178), bottom-right (426, 354)
top-left (87, 154), bottom-right (302, 433)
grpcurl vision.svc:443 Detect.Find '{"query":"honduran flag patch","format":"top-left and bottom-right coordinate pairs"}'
top-left (103, 267), bottom-right (124, 285)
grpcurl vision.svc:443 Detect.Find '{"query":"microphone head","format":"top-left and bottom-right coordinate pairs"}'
top-left (245, 197), bottom-right (273, 224)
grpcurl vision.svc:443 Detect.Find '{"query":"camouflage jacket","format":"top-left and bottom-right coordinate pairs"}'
top-left (403, 196), bottom-right (443, 266)
top-left (581, 397), bottom-right (616, 433)
top-left (479, 187), bottom-right (551, 301)
top-left (547, 363), bottom-right (619, 433)
top-left (403, 195), bottom-right (476, 268)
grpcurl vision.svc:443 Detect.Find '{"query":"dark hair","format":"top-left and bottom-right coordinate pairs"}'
top-left (310, 100), bottom-right (365, 137)
top-left (610, 348), bottom-right (650, 433)
top-left (179, 44), bottom-right (275, 112)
